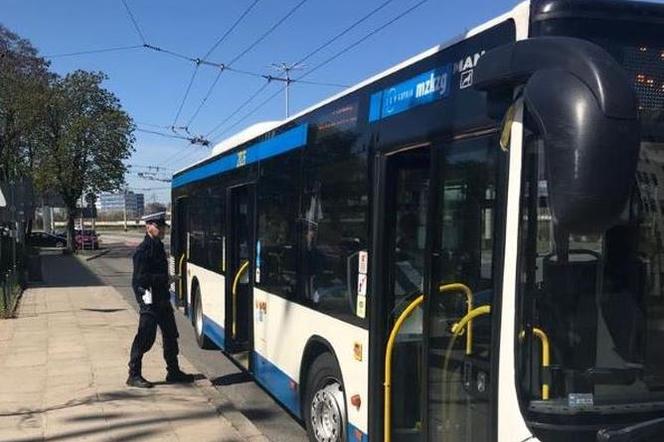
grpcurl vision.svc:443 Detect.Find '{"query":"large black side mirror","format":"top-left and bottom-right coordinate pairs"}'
top-left (475, 37), bottom-right (640, 234)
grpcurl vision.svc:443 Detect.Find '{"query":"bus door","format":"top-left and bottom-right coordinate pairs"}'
top-left (226, 183), bottom-right (256, 363)
top-left (378, 134), bottom-right (503, 442)
top-left (377, 144), bottom-right (431, 442)
top-left (175, 197), bottom-right (189, 310)
top-left (424, 134), bottom-right (503, 442)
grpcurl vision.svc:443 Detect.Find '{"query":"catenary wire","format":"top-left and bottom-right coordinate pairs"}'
top-left (202, 0), bottom-right (261, 60)
top-left (43, 45), bottom-right (143, 58)
top-left (204, 81), bottom-right (272, 139)
top-left (208, 0), bottom-right (429, 142)
top-left (121, 0), bottom-right (147, 44)
top-left (228, 0), bottom-right (309, 67)
top-left (298, 0), bottom-right (430, 82)
top-left (183, 0), bottom-right (308, 129)
top-left (295, 0), bottom-right (396, 66)
top-left (136, 127), bottom-right (195, 141)
top-left (171, 63), bottom-right (200, 127)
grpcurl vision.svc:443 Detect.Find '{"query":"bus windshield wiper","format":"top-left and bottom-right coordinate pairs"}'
top-left (597, 417), bottom-right (664, 442)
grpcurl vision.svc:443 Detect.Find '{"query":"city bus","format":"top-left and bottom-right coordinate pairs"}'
top-left (170, 0), bottom-right (664, 440)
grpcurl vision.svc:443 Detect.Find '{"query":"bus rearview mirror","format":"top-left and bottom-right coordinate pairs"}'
top-left (474, 37), bottom-right (641, 234)
top-left (522, 69), bottom-right (640, 234)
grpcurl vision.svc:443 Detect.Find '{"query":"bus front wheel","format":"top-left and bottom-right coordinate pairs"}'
top-left (193, 285), bottom-right (213, 349)
top-left (304, 353), bottom-right (347, 442)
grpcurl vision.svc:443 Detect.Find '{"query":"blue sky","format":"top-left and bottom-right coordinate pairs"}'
top-left (5, 0), bottom-right (524, 202)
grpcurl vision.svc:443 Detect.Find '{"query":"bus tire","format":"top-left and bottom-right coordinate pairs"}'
top-left (304, 352), bottom-right (347, 442)
top-left (193, 285), bottom-right (213, 349)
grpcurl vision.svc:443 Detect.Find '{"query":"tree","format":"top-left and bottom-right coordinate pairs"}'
top-left (0, 25), bottom-right (51, 180)
top-left (0, 25), bottom-right (52, 240)
top-left (35, 70), bottom-right (134, 251)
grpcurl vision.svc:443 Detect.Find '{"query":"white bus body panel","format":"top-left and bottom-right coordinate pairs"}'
top-left (253, 287), bottom-right (369, 435)
top-left (187, 262), bottom-right (226, 340)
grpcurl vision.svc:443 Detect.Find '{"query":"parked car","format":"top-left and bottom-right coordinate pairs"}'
top-left (29, 231), bottom-right (67, 248)
top-left (75, 229), bottom-right (100, 250)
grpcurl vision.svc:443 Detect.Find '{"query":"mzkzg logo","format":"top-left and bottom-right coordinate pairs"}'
top-left (369, 64), bottom-right (452, 122)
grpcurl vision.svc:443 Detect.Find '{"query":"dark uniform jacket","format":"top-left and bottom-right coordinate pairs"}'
top-left (132, 234), bottom-right (170, 311)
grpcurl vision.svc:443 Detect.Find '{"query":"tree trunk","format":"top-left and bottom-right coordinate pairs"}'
top-left (66, 206), bottom-right (76, 253)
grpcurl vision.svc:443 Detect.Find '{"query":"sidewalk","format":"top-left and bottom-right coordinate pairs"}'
top-left (0, 254), bottom-right (266, 441)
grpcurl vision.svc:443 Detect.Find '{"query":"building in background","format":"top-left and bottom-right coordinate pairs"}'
top-left (96, 191), bottom-right (144, 219)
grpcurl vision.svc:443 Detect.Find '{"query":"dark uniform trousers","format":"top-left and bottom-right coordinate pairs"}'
top-left (128, 234), bottom-right (181, 377)
top-left (128, 302), bottom-right (180, 376)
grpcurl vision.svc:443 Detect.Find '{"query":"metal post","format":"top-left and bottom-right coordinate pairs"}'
top-left (123, 189), bottom-right (128, 232)
top-left (285, 74), bottom-right (290, 117)
top-left (270, 62), bottom-right (303, 118)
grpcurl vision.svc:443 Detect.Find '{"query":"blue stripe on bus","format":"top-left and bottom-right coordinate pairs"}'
top-left (172, 124), bottom-right (309, 188)
top-left (202, 314), bottom-right (226, 350)
top-left (251, 351), bottom-right (301, 417)
top-left (347, 422), bottom-right (369, 442)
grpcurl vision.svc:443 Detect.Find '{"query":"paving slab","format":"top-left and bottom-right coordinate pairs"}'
top-left (0, 284), bottom-right (265, 441)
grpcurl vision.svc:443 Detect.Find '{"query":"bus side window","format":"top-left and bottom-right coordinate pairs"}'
top-left (256, 150), bottom-right (301, 299)
top-left (299, 132), bottom-right (368, 324)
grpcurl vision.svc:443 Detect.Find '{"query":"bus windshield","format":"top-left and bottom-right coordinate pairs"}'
top-left (518, 17), bottom-right (664, 432)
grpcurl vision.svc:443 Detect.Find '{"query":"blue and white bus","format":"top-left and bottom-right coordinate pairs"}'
top-left (171, 0), bottom-right (664, 440)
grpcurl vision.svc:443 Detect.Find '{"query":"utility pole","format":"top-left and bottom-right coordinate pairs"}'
top-left (268, 63), bottom-right (304, 118)
top-left (123, 188), bottom-right (128, 232)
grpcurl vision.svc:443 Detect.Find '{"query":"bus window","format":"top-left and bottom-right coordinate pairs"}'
top-left (187, 186), bottom-right (224, 272)
top-left (428, 135), bottom-right (502, 442)
top-left (388, 149), bottom-right (430, 440)
top-left (299, 132), bottom-right (368, 325)
top-left (256, 151), bottom-right (301, 298)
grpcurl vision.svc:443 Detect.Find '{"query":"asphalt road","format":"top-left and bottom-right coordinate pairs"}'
top-left (81, 232), bottom-right (308, 442)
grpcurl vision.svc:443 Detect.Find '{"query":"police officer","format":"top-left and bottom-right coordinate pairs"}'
top-left (127, 212), bottom-right (194, 388)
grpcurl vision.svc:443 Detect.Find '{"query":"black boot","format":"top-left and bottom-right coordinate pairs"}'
top-left (165, 369), bottom-right (195, 383)
top-left (126, 374), bottom-right (154, 388)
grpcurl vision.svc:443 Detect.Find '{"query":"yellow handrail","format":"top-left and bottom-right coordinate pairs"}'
top-left (383, 294), bottom-right (424, 442)
top-left (231, 260), bottom-right (250, 339)
top-left (439, 283), bottom-right (473, 354)
top-left (178, 254), bottom-right (186, 303)
top-left (451, 305), bottom-right (491, 336)
top-left (440, 305), bottom-right (492, 431)
top-left (519, 327), bottom-right (551, 400)
top-left (383, 285), bottom-right (478, 442)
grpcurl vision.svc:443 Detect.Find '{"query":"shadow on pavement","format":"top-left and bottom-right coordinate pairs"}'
top-left (211, 372), bottom-right (252, 387)
top-left (33, 251), bottom-right (105, 288)
top-left (4, 386), bottom-right (260, 442)
top-left (80, 308), bottom-right (126, 313)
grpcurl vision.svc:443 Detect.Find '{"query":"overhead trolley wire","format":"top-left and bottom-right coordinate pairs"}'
top-left (211, 85), bottom-right (284, 142)
top-left (44, 45), bottom-right (143, 59)
top-left (136, 127), bottom-right (195, 141)
top-left (181, 0), bottom-right (262, 128)
top-left (184, 0), bottom-right (308, 129)
top-left (228, 0), bottom-right (308, 66)
top-left (171, 63), bottom-right (201, 127)
top-left (202, 0), bottom-right (261, 61)
top-left (207, 0), bottom-right (430, 143)
top-left (295, 0), bottom-right (396, 66)
top-left (204, 81), bottom-right (272, 139)
top-left (121, 0), bottom-right (147, 45)
top-left (299, 0), bottom-right (430, 81)
top-left (143, 44), bottom-right (200, 64)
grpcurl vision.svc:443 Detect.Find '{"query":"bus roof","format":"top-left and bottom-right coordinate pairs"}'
top-left (175, 0), bottom-right (530, 176)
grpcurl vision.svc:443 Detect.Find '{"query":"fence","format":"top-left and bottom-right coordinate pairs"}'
top-left (0, 227), bottom-right (25, 317)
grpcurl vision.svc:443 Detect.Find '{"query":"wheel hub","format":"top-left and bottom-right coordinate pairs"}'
top-left (310, 382), bottom-right (345, 442)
